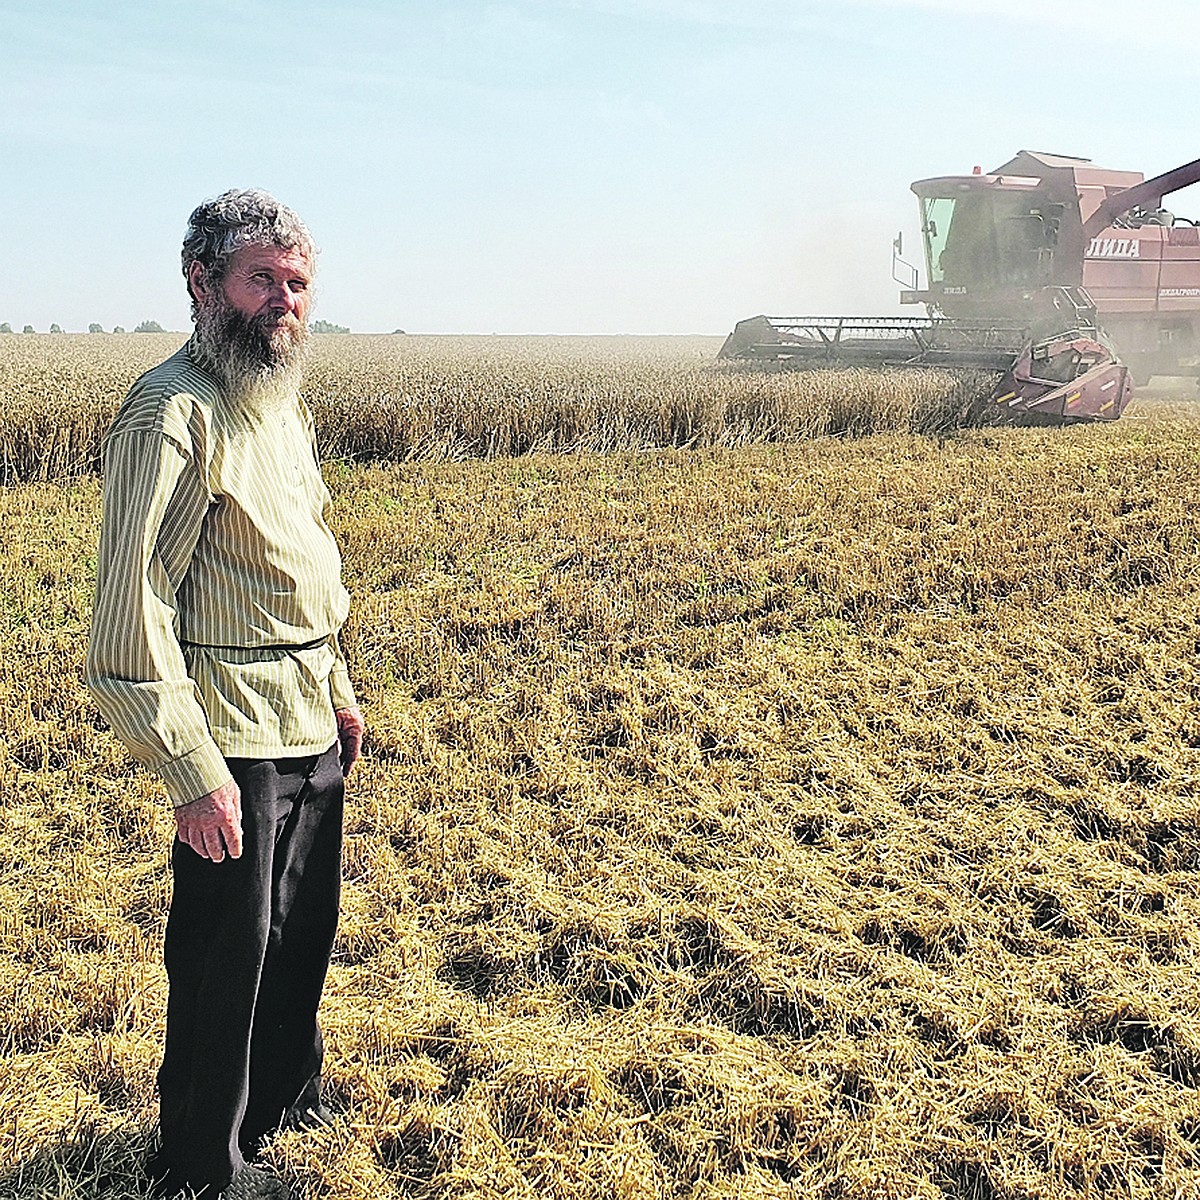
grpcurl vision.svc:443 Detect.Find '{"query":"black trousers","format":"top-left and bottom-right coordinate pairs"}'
top-left (156, 743), bottom-right (343, 1193)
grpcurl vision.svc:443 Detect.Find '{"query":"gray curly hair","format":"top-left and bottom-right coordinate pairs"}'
top-left (182, 189), bottom-right (315, 310)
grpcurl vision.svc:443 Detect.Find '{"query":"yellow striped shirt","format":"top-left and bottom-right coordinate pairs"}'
top-left (85, 339), bottom-right (356, 806)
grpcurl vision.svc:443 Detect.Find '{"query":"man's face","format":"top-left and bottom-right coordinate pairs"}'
top-left (191, 243), bottom-right (314, 383)
top-left (219, 244), bottom-right (313, 329)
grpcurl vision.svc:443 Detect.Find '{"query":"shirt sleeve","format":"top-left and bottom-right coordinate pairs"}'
top-left (328, 632), bottom-right (357, 711)
top-left (85, 428), bottom-right (231, 806)
top-left (306, 400), bottom-right (358, 713)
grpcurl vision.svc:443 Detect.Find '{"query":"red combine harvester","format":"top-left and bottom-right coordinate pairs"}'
top-left (720, 151), bottom-right (1200, 422)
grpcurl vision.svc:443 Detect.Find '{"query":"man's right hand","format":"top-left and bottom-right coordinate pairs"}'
top-left (175, 778), bottom-right (243, 862)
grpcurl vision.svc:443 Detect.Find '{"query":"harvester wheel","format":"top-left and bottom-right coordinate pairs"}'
top-left (1125, 356), bottom-right (1155, 387)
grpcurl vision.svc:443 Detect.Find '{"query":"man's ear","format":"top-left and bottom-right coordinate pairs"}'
top-left (188, 261), bottom-right (210, 303)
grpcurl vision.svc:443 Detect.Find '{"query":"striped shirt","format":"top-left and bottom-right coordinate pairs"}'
top-left (85, 338), bottom-right (356, 807)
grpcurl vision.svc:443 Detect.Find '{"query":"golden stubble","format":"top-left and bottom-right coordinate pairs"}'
top-left (1, 336), bottom-right (1199, 1198)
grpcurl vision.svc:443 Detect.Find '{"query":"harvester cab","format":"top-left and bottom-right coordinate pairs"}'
top-left (720, 150), bottom-right (1200, 423)
top-left (908, 165), bottom-right (1084, 323)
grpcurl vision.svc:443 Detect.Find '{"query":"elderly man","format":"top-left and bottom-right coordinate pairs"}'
top-left (86, 190), bottom-right (364, 1200)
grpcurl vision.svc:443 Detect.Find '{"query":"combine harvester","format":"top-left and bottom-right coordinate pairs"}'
top-left (720, 151), bottom-right (1200, 423)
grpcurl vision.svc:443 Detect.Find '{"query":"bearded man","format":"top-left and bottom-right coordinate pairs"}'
top-left (86, 190), bottom-right (364, 1200)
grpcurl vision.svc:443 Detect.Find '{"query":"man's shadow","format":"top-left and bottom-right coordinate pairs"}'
top-left (0, 1116), bottom-right (158, 1200)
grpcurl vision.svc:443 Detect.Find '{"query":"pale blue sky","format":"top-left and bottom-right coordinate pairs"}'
top-left (4, 0), bottom-right (1200, 333)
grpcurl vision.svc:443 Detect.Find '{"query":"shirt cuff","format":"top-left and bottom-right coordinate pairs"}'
top-left (329, 662), bottom-right (357, 712)
top-left (156, 740), bottom-right (233, 807)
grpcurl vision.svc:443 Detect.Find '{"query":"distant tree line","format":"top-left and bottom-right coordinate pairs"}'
top-left (0, 319), bottom-right (167, 334)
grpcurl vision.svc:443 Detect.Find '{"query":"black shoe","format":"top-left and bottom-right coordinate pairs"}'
top-left (147, 1155), bottom-right (295, 1200)
top-left (222, 1165), bottom-right (298, 1200)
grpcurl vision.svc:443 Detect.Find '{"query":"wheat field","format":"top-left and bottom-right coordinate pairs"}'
top-left (1, 336), bottom-right (1199, 1199)
top-left (0, 334), bottom-right (988, 484)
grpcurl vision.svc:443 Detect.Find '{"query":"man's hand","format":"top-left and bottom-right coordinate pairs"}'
top-left (175, 778), bottom-right (243, 862)
top-left (336, 705), bottom-right (365, 778)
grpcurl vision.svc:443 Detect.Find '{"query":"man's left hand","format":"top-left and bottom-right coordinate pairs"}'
top-left (336, 705), bottom-right (365, 777)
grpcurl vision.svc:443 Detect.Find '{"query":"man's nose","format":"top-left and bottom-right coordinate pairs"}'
top-left (268, 282), bottom-right (299, 313)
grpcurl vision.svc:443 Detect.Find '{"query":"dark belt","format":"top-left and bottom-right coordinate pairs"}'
top-left (180, 635), bottom-right (331, 653)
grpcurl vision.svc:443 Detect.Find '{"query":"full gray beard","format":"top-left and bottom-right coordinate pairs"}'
top-left (194, 295), bottom-right (309, 425)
